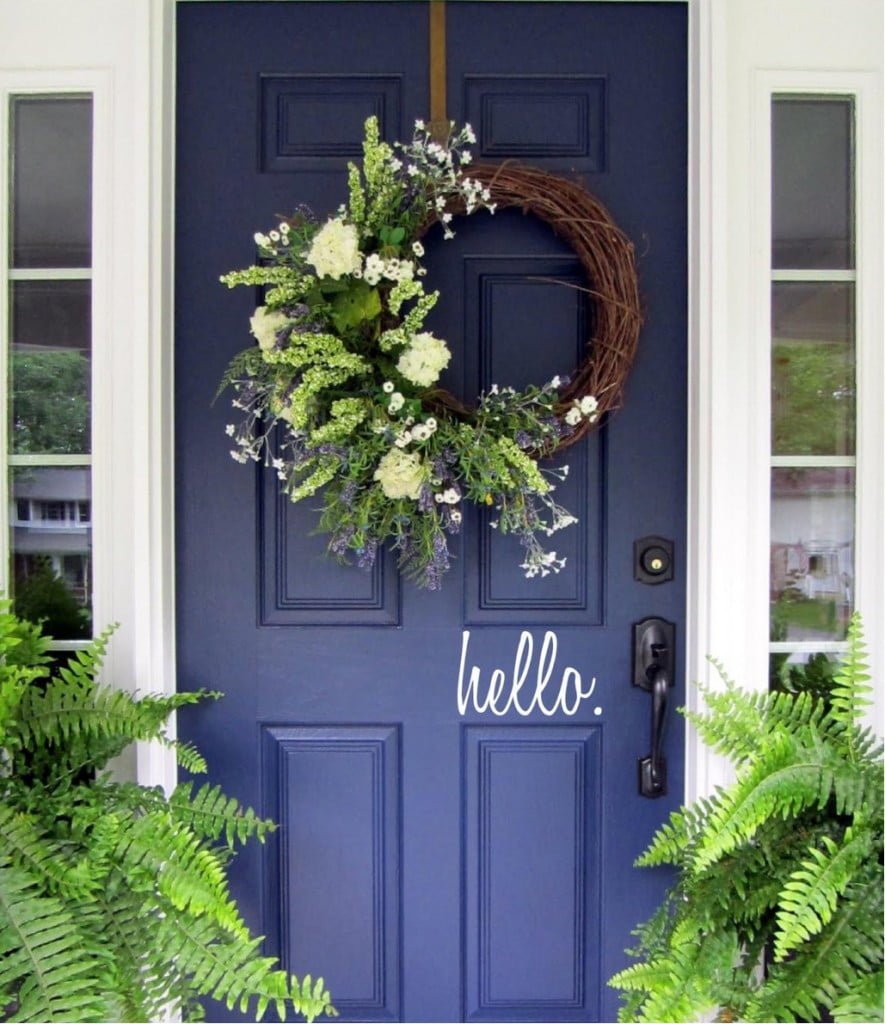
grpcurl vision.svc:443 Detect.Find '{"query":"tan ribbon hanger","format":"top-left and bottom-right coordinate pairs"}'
top-left (428, 1), bottom-right (449, 142)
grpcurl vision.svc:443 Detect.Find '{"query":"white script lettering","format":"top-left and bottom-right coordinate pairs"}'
top-left (457, 629), bottom-right (596, 717)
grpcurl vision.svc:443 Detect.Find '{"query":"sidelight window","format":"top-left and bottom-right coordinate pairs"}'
top-left (4, 94), bottom-right (94, 642)
top-left (769, 95), bottom-right (857, 693)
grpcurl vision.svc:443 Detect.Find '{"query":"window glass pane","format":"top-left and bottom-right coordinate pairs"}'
top-left (9, 281), bottom-right (91, 454)
top-left (770, 467), bottom-right (854, 642)
top-left (772, 97), bottom-right (854, 269)
top-left (10, 466), bottom-right (92, 639)
top-left (769, 651), bottom-right (839, 699)
top-left (10, 96), bottom-right (92, 268)
top-left (772, 282), bottom-right (855, 456)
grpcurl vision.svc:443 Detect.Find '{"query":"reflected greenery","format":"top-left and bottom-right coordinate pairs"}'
top-left (11, 349), bottom-right (89, 454)
top-left (13, 555), bottom-right (91, 639)
top-left (772, 341), bottom-right (854, 455)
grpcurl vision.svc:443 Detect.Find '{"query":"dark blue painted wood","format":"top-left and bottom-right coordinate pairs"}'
top-left (176, 4), bottom-right (686, 1021)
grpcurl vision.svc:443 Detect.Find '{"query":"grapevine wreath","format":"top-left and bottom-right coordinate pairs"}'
top-left (219, 117), bottom-right (641, 589)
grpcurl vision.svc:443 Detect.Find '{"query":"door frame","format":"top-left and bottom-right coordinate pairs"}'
top-left (0, 0), bottom-right (881, 801)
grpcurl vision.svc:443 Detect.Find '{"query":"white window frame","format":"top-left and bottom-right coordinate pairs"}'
top-left (0, 0), bottom-right (177, 791)
top-left (688, 1), bottom-right (884, 802)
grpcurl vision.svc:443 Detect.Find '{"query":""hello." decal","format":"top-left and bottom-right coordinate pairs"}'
top-left (456, 629), bottom-right (600, 717)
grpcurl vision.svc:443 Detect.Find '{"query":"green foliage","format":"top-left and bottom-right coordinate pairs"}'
top-left (772, 340), bottom-right (855, 456)
top-left (11, 350), bottom-right (90, 456)
top-left (12, 555), bottom-right (91, 640)
top-left (610, 613), bottom-right (883, 1023)
top-left (0, 604), bottom-right (336, 1023)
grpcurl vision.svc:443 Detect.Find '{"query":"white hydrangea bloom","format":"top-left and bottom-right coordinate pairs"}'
top-left (373, 448), bottom-right (426, 500)
top-left (306, 217), bottom-right (361, 280)
top-left (396, 332), bottom-right (451, 388)
top-left (249, 306), bottom-right (289, 351)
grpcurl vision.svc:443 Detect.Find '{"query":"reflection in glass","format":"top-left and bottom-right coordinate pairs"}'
top-left (10, 281), bottom-right (91, 454)
top-left (770, 468), bottom-right (854, 642)
top-left (10, 467), bottom-right (92, 638)
top-left (769, 651), bottom-right (839, 700)
top-left (772, 282), bottom-right (855, 456)
top-left (772, 97), bottom-right (854, 269)
top-left (11, 96), bottom-right (93, 268)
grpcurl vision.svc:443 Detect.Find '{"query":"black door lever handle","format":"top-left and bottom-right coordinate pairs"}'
top-left (633, 618), bottom-right (675, 798)
top-left (640, 664), bottom-right (669, 796)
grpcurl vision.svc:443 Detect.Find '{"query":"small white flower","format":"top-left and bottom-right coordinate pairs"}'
top-left (464, 124), bottom-right (477, 144)
top-left (461, 151), bottom-right (472, 164)
top-left (434, 493), bottom-right (445, 504)
top-left (411, 424), bottom-right (430, 442)
top-left (442, 488), bottom-right (460, 505)
top-left (451, 510), bottom-right (462, 524)
top-left (390, 157), bottom-right (403, 171)
top-left (382, 381), bottom-right (395, 394)
top-left (225, 424), bottom-right (235, 437)
top-left (441, 212), bottom-right (453, 224)
top-left (565, 406), bottom-right (582, 426)
top-left (388, 392), bottom-right (405, 413)
top-left (407, 163), bottom-right (419, 176)
top-left (579, 395), bottom-right (599, 416)
top-left (269, 230), bottom-right (280, 242)
top-left (412, 241), bottom-right (425, 257)
top-left (415, 118), bottom-right (425, 130)
top-left (425, 417), bottom-right (437, 432)
top-left (254, 232), bottom-right (270, 247)
top-left (549, 375), bottom-right (563, 389)
top-left (279, 222), bottom-right (290, 234)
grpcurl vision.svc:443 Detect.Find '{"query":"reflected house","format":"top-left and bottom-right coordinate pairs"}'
top-left (770, 467), bottom-right (854, 635)
top-left (11, 466), bottom-right (91, 605)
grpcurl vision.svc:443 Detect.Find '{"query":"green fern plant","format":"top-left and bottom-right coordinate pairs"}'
top-left (610, 612), bottom-right (883, 1023)
top-left (0, 605), bottom-right (336, 1023)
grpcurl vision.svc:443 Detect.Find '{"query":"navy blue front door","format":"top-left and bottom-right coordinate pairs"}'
top-left (176, 4), bottom-right (687, 1021)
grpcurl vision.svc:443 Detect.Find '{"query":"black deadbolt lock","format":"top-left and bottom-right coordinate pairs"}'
top-left (634, 536), bottom-right (674, 584)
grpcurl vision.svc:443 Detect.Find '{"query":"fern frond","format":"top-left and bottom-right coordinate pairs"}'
top-left (746, 874), bottom-right (883, 1022)
top-left (773, 826), bottom-right (873, 960)
top-left (118, 811), bottom-right (249, 940)
top-left (13, 674), bottom-right (215, 775)
top-left (689, 672), bottom-right (828, 766)
top-left (636, 794), bottom-right (722, 867)
top-left (831, 965), bottom-right (885, 1023)
top-left (153, 913), bottom-right (335, 1022)
top-left (171, 781), bottom-right (276, 847)
top-left (0, 805), bottom-right (95, 899)
top-left (610, 923), bottom-right (741, 1023)
top-left (0, 861), bottom-right (109, 1022)
top-left (829, 611), bottom-right (872, 748)
top-left (692, 730), bottom-right (867, 871)
top-left (174, 739), bottom-right (209, 774)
